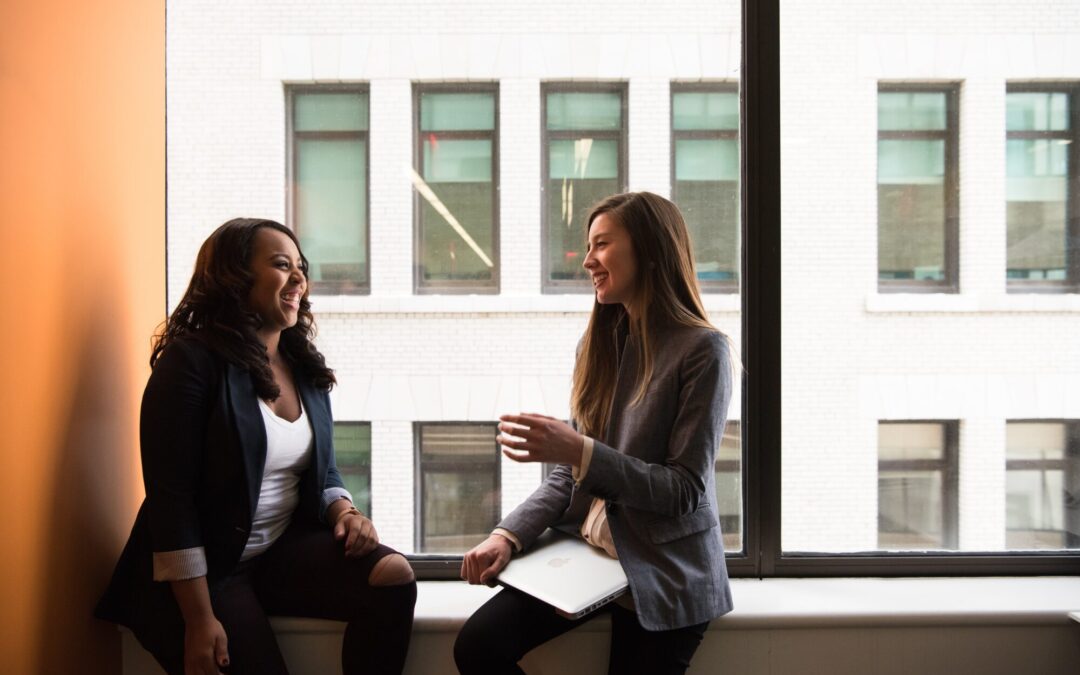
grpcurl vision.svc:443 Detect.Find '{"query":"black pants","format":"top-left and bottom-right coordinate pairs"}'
top-left (140, 521), bottom-right (416, 675)
top-left (454, 588), bottom-right (709, 675)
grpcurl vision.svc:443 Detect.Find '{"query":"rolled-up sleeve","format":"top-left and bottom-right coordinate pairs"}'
top-left (321, 487), bottom-right (354, 522)
top-left (153, 547), bottom-right (208, 582)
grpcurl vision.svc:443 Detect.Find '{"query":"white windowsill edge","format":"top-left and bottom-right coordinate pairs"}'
top-left (309, 294), bottom-right (742, 315)
top-left (867, 293), bottom-right (1080, 313)
top-left (117, 577), bottom-right (1079, 636)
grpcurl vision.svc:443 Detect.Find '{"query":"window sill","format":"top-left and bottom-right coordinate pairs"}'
top-left (309, 294), bottom-right (741, 314)
top-left (866, 293), bottom-right (1080, 313)
top-left (264, 576), bottom-right (1080, 634)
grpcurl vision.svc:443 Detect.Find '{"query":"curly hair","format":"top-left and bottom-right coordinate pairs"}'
top-left (151, 217), bottom-right (336, 398)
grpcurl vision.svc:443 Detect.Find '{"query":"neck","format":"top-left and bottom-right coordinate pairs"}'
top-left (259, 329), bottom-right (282, 363)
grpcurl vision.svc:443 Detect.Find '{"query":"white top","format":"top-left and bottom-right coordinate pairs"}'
top-left (240, 397), bottom-right (314, 561)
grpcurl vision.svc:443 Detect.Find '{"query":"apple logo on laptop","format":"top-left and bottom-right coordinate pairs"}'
top-left (547, 557), bottom-right (570, 568)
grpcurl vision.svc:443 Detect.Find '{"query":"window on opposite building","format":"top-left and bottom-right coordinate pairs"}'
top-left (333, 422), bottom-right (372, 517)
top-left (1006, 85), bottom-right (1080, 291)
top-left (413, 84), bottom-right (499, 294)
top-left (671, 83), bottom-right (740, 293)
top-left (877, 85), bottom-right (959, 292)
top-left (715, 420), bottom-right (742, 552)
top-left (542, 83), bottom-right (628, 292)
top-left (877, 422), bottom-right (959, 551)
top-left (1006, 421), bottom-right (1080, 550)
top-left (415, 423), bottom-right (501, 553)
top-left (287, 87), bottom-right (370, 294)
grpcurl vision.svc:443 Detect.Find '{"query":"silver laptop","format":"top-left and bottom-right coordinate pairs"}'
top-left (496, 528), bottom-right (628, 619)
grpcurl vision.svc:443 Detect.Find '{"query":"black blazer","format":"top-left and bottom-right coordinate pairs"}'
top-left (95, 336), bottom-right (346, 632)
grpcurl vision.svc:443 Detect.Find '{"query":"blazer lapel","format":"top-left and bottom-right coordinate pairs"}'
top-left (225, 363), bottom-right (267, 520)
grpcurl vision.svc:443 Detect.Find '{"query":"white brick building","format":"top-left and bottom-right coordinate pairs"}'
top-left (167, 0), bottom-right (1080, 555)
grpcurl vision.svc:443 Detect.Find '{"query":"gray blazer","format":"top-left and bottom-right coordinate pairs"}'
top-left (499, 319), bottom-right (734, 631)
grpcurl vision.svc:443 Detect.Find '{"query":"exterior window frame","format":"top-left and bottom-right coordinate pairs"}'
top-left (540, 81), bottom-right (629, 294)
top-left (670, 80), bottom-right (741, 294)
top-left (285, 84), bottom-right (372, 295)
top-left (413, 421), bottom-right (501, 556)
top-left (1005, 82), bottom-right (1080, 294)
top-left (412, 82), bottom-right (501, 295)
top-left (1006, 419), bottom-right (1080, 549)
top-left (876, 421), bottom-right (960, 551)
top-left (876, 82), bottom-right (961, 294)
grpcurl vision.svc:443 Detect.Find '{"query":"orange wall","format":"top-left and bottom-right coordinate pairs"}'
top-left (0, 1), bottom-right (164, 673)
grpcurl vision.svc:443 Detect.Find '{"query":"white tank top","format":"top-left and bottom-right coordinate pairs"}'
top-left (240, 397), bottom-right (314, 560)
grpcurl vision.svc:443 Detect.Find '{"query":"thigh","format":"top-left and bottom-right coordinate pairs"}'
top-left (251, 519), bottom-right (401, 621)
top-left (608, 606), bottom-right (709, 675)
top-left (456, 587), bottom-right (600, 664)
top-left (209, 567), bottom-right (289, 675)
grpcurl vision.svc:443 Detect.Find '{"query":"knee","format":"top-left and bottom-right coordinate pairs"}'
top-left (368, 553), bottom-right (415, 587)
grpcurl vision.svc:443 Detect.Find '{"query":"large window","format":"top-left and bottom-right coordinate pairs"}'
top-left (415, 423), bottom-right (500, 553)
top-left (877, 422), bottom-right (959, 551)
top-left (672, 83), bottom-right (740, 292)
top-left (1006, 421), bottom-right (1080, 550)
top-left (333, 422), bottom-right (372, 517)
top-left (877, 85), bottom-right (959, 292)
top-left (1006, 85), bottom-right (1079, 291)
top-left (542, 84), bottom-right (627, 292)
top-left (287, 87), bottom-right (370, 294)
top-left (413, 85), bottom-right (499, 293)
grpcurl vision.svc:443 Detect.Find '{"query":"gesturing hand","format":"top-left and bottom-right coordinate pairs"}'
top-left (461, 534), bottom-right (513, 586)
top-left (334, 511), bottom-right (380, 558)
top-left (497, 413), bottom-right (584, 467)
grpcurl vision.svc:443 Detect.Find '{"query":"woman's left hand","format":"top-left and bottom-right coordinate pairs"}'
top-left (498, 413), bottom-right (584, 467)
top-left (334, 511), bottom-right (380, 558)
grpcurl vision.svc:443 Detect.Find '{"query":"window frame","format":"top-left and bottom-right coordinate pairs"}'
top-left (1005, 82), bottom-right (1080, 294)
top-left (1006, 419), bottom-right (1080, 549)
top-left (408, 0), bottom-right (1080, 579)
top-left (876, 82), bottom-right (961, 294)
top-left (876, 421), bottom-right (960, 551)
top-left (412, 82), bottom-right (501, 295)
top-left (412, 421), bottom-right (502, 556)
top-left (670, 80), bottom-right (741, 294)
top-left (540, 81), bottom-right (629, 294)
top-left (285, 84), bottom-right (372, 295)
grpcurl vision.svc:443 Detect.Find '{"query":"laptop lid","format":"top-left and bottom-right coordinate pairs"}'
top-left (496, 529), bottom-right (629, 619)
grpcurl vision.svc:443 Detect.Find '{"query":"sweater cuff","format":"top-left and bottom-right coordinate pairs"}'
top-left (153, 547), bottom-right (208, 582)
top-left (492, 528), bottom-right (523, 552)
top-left (572, 436), bottom-right (595, 486)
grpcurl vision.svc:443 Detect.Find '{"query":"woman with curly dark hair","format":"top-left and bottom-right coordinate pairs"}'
top-left (96, 218), bottom-right (416, 675)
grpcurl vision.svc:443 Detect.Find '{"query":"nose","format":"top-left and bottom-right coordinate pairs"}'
top-left (583, 248), bottom-right (596, 270)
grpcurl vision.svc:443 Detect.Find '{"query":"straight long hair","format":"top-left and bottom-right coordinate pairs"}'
top-left (570, 192), bottom-right (724, 439)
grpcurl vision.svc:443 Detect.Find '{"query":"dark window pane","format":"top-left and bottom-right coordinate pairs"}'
top-left (714, 421), bottom-right (742, 552)
top-left (418, 424), bottom-right (499, 553)
top-left (296, 137), bottom-right (368, 285)
top-left (334, 422), bottom-right (371, 517)
top-left (877, 423), bottom-right (955, 551)
top-left (546, 92), bottom-right (621, 131)
top-left (877, 139), bottom-right (947, 281)
top-left (1006, 422), bottom-right (1080, 550)
top-left (295, 91), bottom-right (368, 132)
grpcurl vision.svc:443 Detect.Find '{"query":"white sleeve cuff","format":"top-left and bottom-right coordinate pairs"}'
top-left (492, 528), bottom-right (523, 552)
top-left (152, 547), bottom-right (208, 581)
top-left (572, 436), bottom-right (595, 486)
top-left (321, 487), bottom-right (354, 521)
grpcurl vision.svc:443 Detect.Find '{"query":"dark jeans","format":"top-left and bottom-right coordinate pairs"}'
top-left (454, 588), bottom-right (709, 675)
top-left (139, 521), bottom-right (417, 675)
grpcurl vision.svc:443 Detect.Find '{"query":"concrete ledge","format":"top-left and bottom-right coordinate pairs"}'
top-left (122, 577), bottom-right (1080, 674)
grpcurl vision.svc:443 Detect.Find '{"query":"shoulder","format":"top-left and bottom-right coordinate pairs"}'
top-left (662, 323), bottom-right (728, 360)
top-left (151, 334), bottom-right (222, 381)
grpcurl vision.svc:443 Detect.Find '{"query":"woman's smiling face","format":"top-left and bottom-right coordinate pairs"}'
top-left (583, 212), bottom-right (638, 309)
top-left (246, 226), bottom-right (307, 334)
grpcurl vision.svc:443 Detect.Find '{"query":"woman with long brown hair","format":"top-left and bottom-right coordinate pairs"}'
top-left (96, 218), bottom-right (416, 675)
top-left (456, 192), bottom-right (735, 674)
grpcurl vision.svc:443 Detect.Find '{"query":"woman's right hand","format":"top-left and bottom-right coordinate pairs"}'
top-left (461, 534), bottom-right (513, 586)
top-left (183, 615), bottom-right (229, 675)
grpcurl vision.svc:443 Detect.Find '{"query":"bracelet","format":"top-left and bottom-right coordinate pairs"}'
top-left (334, 505), bottom-right (363, 525)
